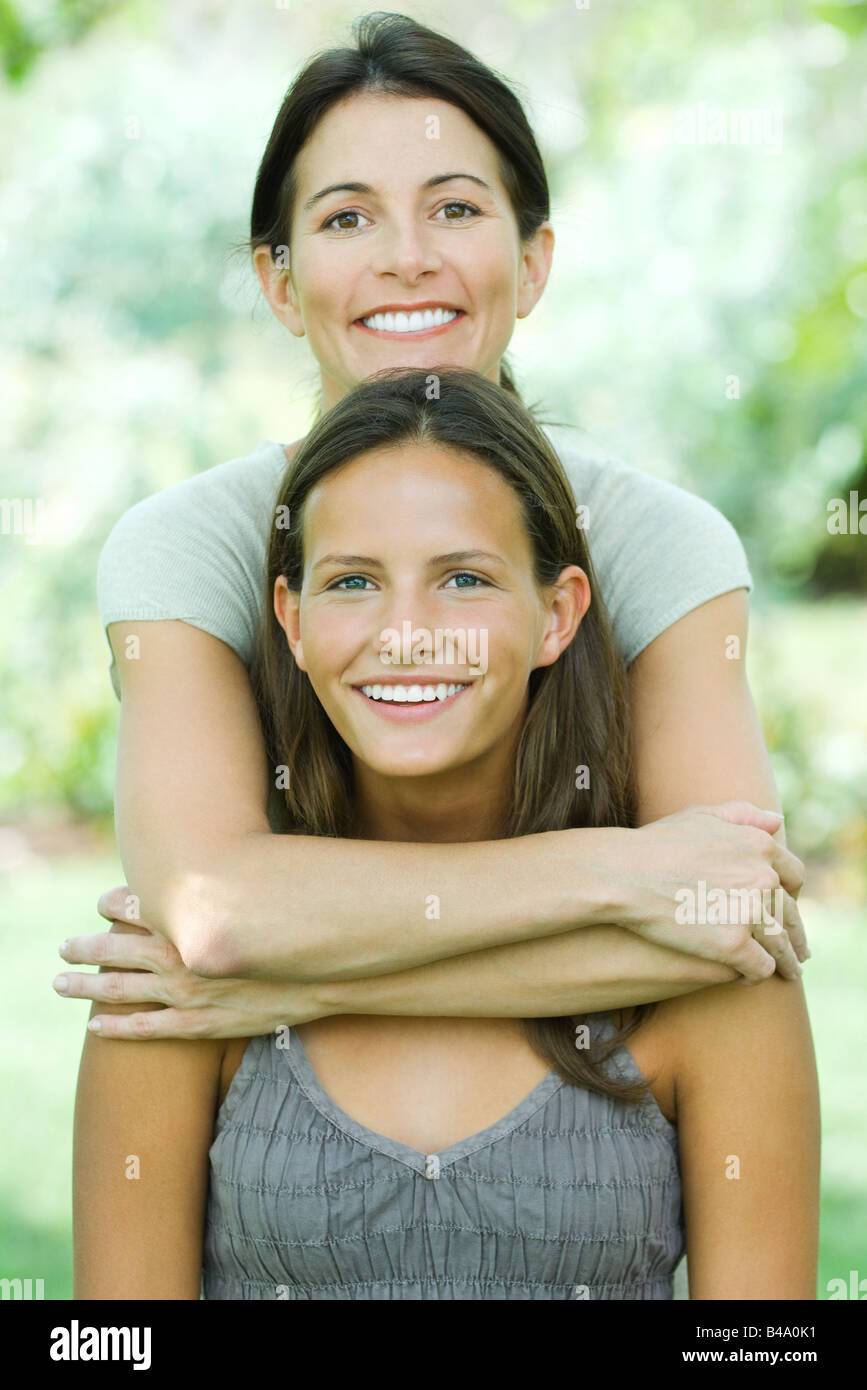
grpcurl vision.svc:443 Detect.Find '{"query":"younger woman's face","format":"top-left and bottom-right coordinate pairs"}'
top-left (274, 444), bottom-right (589, 790)
top-left (254, 92), bottom-right (553, 411)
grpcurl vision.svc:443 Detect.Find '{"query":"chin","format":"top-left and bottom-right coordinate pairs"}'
top-left (364, 745), bottom-right (463, 778)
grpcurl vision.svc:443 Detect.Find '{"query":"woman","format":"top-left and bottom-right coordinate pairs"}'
top-left (77, 366), bottom-right (819, 1299)
top-left (64, 14), bottom-right (815, 1296)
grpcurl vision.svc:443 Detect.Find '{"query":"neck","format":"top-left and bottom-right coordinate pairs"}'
top-left (351, 741), bottom-right (519, 845)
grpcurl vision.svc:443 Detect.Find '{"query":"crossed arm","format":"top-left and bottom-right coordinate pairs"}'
top-left (72, 586), bottom-right (819, 1299)
top-left (95, 588), bottom-right (804, 1000)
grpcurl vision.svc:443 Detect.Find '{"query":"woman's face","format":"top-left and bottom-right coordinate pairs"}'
top-left (254, 92), bottom-right (553, 411)
top-left (273, 443), bottom-right (589, 806)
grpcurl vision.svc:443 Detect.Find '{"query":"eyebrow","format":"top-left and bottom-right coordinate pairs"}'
top-left (312, 549), bottom-right (505, 572)
top-left (303, 172), bottom-right (492, 213)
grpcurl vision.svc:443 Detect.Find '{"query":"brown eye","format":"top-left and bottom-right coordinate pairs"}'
top-left (439, 201), bottom-right (480, 221)
top-left (321, 210), bottom-right (372, 233)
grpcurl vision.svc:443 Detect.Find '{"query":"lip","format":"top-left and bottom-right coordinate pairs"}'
top-left (351, 682), bottom-right (473, 722)
top-left (354, 307), bottom-right (466, 340)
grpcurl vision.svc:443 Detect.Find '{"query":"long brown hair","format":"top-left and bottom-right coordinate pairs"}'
top-left (239, 11), bottom-right (556, 420)
top-left (255, 365), bottom-right (657, 1105)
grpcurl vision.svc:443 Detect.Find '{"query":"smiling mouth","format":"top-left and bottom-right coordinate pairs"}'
top-left (351, 680), bottom-right (472, 720)
top-left (359, 681), bottom-right (467, 702)
top-left (355, 308), bottom-right (465, 337)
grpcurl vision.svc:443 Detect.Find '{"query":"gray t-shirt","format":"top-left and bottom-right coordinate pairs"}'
top-left (96, 429), bottom-right (752, 702)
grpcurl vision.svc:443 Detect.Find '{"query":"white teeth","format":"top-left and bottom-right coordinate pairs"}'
top-left (361, 307), bottom-right (459, 333)
top-left (359, 682), bottom-right (468, 703)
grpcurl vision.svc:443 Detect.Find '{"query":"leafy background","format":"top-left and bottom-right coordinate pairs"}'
top-left (0, 0), bottom-right (864, 1299)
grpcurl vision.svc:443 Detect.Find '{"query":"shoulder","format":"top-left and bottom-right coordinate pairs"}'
top-left (550, 428), bottom-right (737, 531)
top-left (99, 440), bottom-right (287, 552)
top-left (96, 440), bottom-right (291, 694)
top-left (643, 973), bottom-right (816, 1129)
top-left (545, 428), bottom-right (753, 665)
top-left (612, 972), bottom-right (815, 1126)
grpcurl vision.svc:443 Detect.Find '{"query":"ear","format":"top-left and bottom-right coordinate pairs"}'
top-left (516, 222), bottom-right (554, 320)
top-left (273, 575), bottom-right (308, 671)
top-left (532, 565), bottom-right (591, 670)
top-left (253, 245), bottom-right (306, 339)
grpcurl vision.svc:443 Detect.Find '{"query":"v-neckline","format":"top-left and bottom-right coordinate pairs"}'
top-left (283, 1026), bottom-right (566, 1177)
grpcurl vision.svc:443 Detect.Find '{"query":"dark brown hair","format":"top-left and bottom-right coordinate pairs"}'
top-left (240, 11), bottom-right (554, 418)
top-left (254, 365), bottom-right (658, 1105)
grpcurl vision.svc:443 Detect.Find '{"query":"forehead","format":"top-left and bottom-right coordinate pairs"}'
top-left (294, 92), bottom-right (503, 193)
top-left (303, 444), bottom-right (532, 557)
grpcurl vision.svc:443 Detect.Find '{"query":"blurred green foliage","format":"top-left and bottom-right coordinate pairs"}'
top-left (0, 1), bottom-right (864, 1305)
top-left (0, 0), bottom-right (865, 872)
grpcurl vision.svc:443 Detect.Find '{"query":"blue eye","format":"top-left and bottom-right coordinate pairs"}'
top-left (444, 571), bottom-right (488, 589)
top-left (328, 574), bottom-right (374, 591)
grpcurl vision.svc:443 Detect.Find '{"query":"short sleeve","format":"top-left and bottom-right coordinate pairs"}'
top-left (96, 441), bottom-right (287, 700)
top-left (555, 440), bottom-right (754, 667)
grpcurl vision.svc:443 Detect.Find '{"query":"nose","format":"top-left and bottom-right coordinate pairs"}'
top-left (371, 213), bottom-right (443, 283)
top-left (373, 581), bottom-right (441, 666)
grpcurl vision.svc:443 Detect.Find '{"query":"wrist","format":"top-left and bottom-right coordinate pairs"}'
top-left (304, 977), bottom-right (349, 1020)
top-left (561, 826), bottom-right (637, 931)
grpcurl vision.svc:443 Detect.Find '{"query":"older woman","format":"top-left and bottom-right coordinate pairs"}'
top-left (62, 14), bottom-right (816, 1299)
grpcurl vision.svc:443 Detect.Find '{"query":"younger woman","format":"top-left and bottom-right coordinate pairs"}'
top-left (74, 367), bottom-right (818, 1299)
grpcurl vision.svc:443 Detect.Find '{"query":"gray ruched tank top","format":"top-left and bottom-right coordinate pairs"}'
top-left (202, 1011), bottom-right (684, 1300)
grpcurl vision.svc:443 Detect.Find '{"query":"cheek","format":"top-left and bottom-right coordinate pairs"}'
top-left (300, 608), bottom-right (359, 671)
top-left (296, 249), bottom-right (346, 320)
top-left (476, 612), bottom-right (537, 678)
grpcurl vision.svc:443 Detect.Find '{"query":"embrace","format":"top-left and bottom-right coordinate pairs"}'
top-left (57, 13), bottom-right (818, 1301)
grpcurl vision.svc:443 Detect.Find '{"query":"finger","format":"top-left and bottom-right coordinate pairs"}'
top-left (96, 885), bottom-right (148, 927)
top-left (53, 970), bottom-right (168, 1005)
top-left (762, 887), bottom-right (809, 961)
top-left (698, 801), bottom-right (784, 834)
top-left (749, 896), bottom-right (803, 981)
top-left (723, 932), bottom-right (778, 984)
top-left (58, 932), bottom-right (177, 973)
top-left (784, 894), bottom-right (810, 961)
top-left (769, 842), bottom-right (805, 900)
top-left (87, 1009), bottom-right (215, 1041)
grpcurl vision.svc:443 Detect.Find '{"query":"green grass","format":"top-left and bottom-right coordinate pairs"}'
top-left (0, 853), bottom-right (864, 1299)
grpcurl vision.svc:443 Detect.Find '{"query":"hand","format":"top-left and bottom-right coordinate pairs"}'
top-left (52, 887), bottom-right (328, 1040)
top-left (614, 802), bottom-right (808, 983)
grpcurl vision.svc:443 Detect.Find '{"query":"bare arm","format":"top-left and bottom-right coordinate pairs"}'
top-left (73, 926), bottom-right (224, 1299)
top-left (110, 620), bottom-right (619, 980)
top-left (665, 972), bottom-right (820, 1298)
top-left (107, 599), bottom-right (803, 990)
top-left (317, 589), bottom-right (797, 1017)
top-left (65, 588), bottom-right (806, 1040)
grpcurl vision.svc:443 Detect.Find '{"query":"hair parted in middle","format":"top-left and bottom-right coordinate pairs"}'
top-left (254, 364), bottom-right (654, 1103)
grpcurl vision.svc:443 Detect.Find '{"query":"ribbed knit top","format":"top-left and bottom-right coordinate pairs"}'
top-left (202, 1012), bottom-right (684, 1300)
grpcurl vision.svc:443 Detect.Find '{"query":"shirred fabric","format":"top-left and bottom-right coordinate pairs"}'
top-left (96, 432), bottom-right (753, 701)
top-left (201, 1012), bottom-right (684, 1300)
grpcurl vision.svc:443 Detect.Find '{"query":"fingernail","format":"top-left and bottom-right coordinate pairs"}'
top-left (53, 975), bottom-right (69, 993)
top-left (59, 940), bottom-right (70, 956)
top-left (87, 1019), bottom-right (102, 1032)
top-left (761, 809), bottom-right (784, 819)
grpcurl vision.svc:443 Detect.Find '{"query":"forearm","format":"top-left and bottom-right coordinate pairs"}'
top-left (173, 826), bottom-right (631, 983)
top-left (311, 922), bottom-right (737, 1020)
